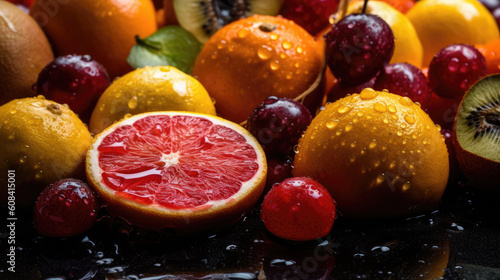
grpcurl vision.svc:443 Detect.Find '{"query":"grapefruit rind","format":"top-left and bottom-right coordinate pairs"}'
top-left (86, 111), bottom-right (267, 234)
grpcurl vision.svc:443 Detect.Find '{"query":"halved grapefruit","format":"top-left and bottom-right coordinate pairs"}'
top-left (86, 112), bottom-right (267, 234)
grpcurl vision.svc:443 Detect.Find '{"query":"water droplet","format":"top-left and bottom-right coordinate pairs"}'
top-left (376, 174), bottom-right (385, 184)
top-left (270, 33), bottom-right (278, 40)
top-left (374, 102), bottom-right (387, 113)
top-left (270, 259), bottom-right (296, 267)
top-left (345, 123), bottom-right (353, 132)
top-left (293, 145), bottom-right (300, 154)
top-left (336, 129), bottom-right (342, 136)
top-left (19, 157), bottom-right (26, 164)
top-left (128, 97), bottom-right (138, 110)
top-left (282, 41), bottom-right (292, 49)
top-left (326, 119), bottom-right (339, 129)
top-left (404, 115), bottom-right (415, 124)
top-left (350, 141), bottom-right (357, 148)
top-left (226, 244), bottom-right (238, 251)
top-left (337, 105), bottom-right (352, 114)
top-left (8, 133), bottom-right (15, 140)
top-left (357, 112), bottom-right (364, 117)
top-left (238, 28), bottom-right (249, 38)
top-left (388, 105), bottom-right (397, 113)
top-left (9, 109), bottom-right (17, 115)
top-left (296, 46), bottom-right (303, 54)
top-left (399, 96), bottom-right (413, 106)
top-left (257, 45), bottom-right (274, 60)
top-left (402, 181), bottom-right (411, 191)
top-left (270, 60), bottom-right (280, 70)
top-left (369, 140), bottom-right (377, 149)
top-left (349, 156), bottom-right (356, 163)
top-left (383, 118), bottom-right (389, 124)
top-left (217, 40), bottom-right (226, 49)
top-left (392, 114), bottom-right (399, 120)
top-left (360, 88), bottom-right (377, 100)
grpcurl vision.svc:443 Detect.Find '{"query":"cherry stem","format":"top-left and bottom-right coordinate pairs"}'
top-left (362, 0), bottom-right (369, 14)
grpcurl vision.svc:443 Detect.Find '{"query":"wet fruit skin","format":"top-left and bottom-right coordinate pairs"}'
top-left (428, 44), bottom-right (487, 100)
top-left (261, 177), bottom-right (336, 241)
top-left (279, 0), bottom-right (339, 35)
top-left (247, 96), bottom-right (312, 158)
top-left (325, 13), bottom-right (395, 86)
top-left (265, 157), bottom-right (293, 193)
top-left (34, 179), bottom-right (99, 237)
top-left (35, 55), bottom-right (110, 123)
top-left (293, 89), bottom-right (449, 217)
top-left (374, 63), bottom-right (431, 108)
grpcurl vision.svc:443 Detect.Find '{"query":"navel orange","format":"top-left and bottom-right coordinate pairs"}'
top-left (30, 0), bottom-right (157, 78)
top-left (192, 15), bottom-right (325, 123)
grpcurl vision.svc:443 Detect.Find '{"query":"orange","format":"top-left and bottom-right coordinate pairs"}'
top-left (293, 88), bottom-right (449, 217)
top-left (352, 0), bottom-right (415, 13)
top-left (86, 111), bottom-right (267, 234)
top-left (0, 1), bottom-right (53, 105)
top-left (476, 39), bottom-right (500, 75)
top-left (192, 15), bottom-right (325, 123)
top-left (0, 96), bottom-right (92, 207)
top-left (30, 0), bottom-right (157, 78)
top-left (89, 66), bottom-right (216, 134)
top-left (407, 0), bottom-right (499, 66)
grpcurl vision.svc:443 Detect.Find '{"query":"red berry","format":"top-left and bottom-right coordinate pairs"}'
top-left (265, 157), bottom-right (293, 193)
top-left (261, 177), bottom-right (336, 241)
top-left (280, 0), bottom-right (340, 35)
top-left (35, 55), bottom-right (110, 123)
top-left (428, 44), bottom-right (487, 100)
top-left (373, 63), bottom-right (431, 107)
top-left (34, 179), bottom-right (99, 237)
top-left (325, 14), bottom-right (395, 85)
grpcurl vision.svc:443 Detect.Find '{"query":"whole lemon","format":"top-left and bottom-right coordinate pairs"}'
top-left (0, 97), bottom-right (92, 207)
top-left (407, 0), bottom-right (499, 66)
top-left (89, 66), bottom-right (216, 134)
top-left (293, 88), bottom-right (449, 217)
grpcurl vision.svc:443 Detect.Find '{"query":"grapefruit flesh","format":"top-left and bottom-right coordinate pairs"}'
top-left (86, 112), bottom-right (267, 233)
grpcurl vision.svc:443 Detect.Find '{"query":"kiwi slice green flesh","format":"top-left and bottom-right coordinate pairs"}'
top-left (173, 0), bottom-right (281, 43)
top-left (456, 74), bottom-right (500, 162)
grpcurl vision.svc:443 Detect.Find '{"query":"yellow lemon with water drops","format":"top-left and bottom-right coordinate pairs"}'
top-left (407, 0), bottom-right (500, 66)
top-left (293, 88), bottom-right (449, 218)
top-left (89, 66), bottom-right (216, 134)
top-left (0, 97), bottom-right (92, 207)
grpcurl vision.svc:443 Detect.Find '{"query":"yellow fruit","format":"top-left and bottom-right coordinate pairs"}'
top-left (347, 0), bottom-right (424, 68)
top-left (89, 66), bottom-right (216, 134)
top-left (0, 1), bottom-right (54, 105)
top-left (407, 0), bottom-right (500, 66)
top-left (293, 88), bottom-right (449, 217)
top-left (0, 97), bottom-right (92, 207)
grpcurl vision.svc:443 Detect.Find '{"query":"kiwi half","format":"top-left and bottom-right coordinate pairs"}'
top-left (173, 0), bottom-right (281, 43)
top-left (454, 74), bottom-right (500, 192)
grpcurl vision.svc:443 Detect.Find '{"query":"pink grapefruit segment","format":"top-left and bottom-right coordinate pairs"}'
top-left (86, 112), bottom-right (267, 233)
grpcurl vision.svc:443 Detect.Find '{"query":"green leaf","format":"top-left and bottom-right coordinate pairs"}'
top-left (127, 26), bottom-right (203, 74)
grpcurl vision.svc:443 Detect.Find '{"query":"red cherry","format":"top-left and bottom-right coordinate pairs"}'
top-left (265, 157), bottom-right (293, 193)
top-left (279, 0), bottom-right (339, 35)
top-left (35, 55), bottom-right (110, 123)
top-left (261, 177), bottom-right (336, 241)
top-left (34, 179), bottom-right (99, 237)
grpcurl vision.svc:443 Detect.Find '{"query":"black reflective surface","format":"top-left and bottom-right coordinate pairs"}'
top-left (1, 183), bottom-right (500, 280)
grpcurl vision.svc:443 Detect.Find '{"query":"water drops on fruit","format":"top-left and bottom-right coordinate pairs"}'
top-left (374, 102), bottom-right (387, 113)
top-left (238, 28), bottom-right (249, 38)
top-left (270, 60), bottom-right (280, 70)
top-left (257, 45), bottom-right (274, 60)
